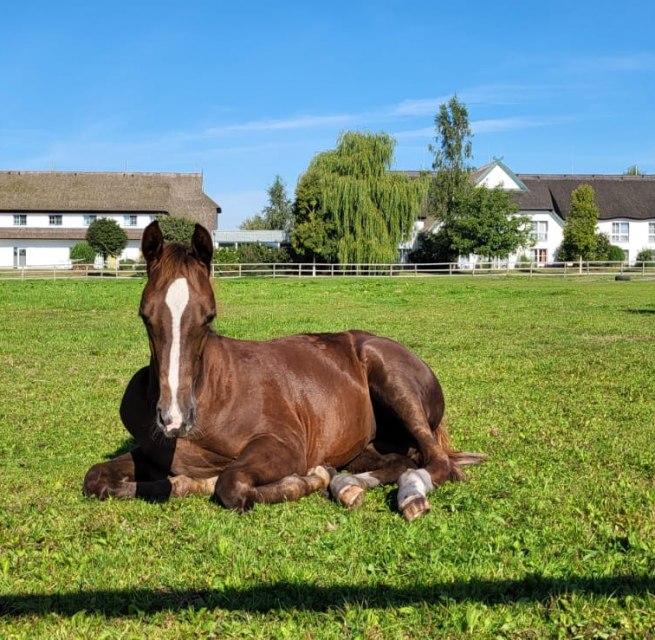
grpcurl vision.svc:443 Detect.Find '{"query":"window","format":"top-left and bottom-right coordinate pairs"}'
top-left (13, 214), bottom-right (27, 226)
top-left (611, 222), bottom-right (629, 243)
top-left (532, 248), bottom-right (547, 264)
top-left (530, 221), bottom-right (548, 243)
top-left (124, 214), bottom-right (138, 227)
top-left (49, 215), bottom-right (62, 226)
top-left (84, 214), bottom-right (97, 226)
top-left (649, 223), bottom-right (655, 243)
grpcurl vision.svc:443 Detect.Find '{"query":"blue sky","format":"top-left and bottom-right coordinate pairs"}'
top-left (1, 1), bottom-right (654, 229)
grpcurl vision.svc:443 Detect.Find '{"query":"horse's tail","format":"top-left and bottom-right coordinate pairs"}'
top-left (435, 418), bottom-right (487, 481)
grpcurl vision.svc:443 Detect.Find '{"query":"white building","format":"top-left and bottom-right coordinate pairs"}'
top-left (473, 161), bottom-right (655, 265)
top-left (0, 171), bottom-right (221, 267)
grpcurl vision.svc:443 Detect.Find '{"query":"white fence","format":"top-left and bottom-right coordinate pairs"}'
top-left (1, 261), bottom-right (655, 281)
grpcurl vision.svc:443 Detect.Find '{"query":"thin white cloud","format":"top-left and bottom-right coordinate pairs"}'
top-left (567, 53), bottom-right (655, 73)
top-left (472, 116), bottom-right (569, 134)
top-left (204, 113), bottom-right (356, 135)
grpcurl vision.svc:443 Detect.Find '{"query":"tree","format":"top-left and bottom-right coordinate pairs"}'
top-left (241, 175), bottom-right (293, 231)
top-left (86, 218), bottom-right (127, 264)
top-left (157, 215), bottom-right (197, 244)
top-left (291, 131), bottom-right (429, 264)
top-left (446, 186), bottom-right (531, 260)
top-left (428, 94), bottom-right (474, 221)
top-left (559, 184), bottom-right (599, 260)
top-left (425, 95), bottom-right (529, 261)
top-left (624, 165), bottom-right (643, 176)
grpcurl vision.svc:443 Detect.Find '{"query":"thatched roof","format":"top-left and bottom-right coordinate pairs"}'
top-left (0, 171), bottom-right (221, 230)
top-left (514, 174), bottom-right (655, 220)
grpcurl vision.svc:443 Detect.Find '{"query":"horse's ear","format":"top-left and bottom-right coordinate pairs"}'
top-left (191, 224), bottom-right (214, 270)
top-left (142, 221), bottom-right (164, 266)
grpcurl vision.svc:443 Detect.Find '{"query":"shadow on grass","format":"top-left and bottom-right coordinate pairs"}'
top-left (1, 575), bottom-right (653, 617)
top-left (625, 308), bottom-right (655, 315)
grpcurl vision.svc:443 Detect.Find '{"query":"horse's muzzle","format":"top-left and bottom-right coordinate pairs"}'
top-left (156, 403), bottom-right (196, 438)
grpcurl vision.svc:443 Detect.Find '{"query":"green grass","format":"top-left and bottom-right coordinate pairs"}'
top-left (1, 276), bottom-right (654, 638)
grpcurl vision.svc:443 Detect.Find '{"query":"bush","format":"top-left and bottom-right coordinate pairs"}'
top-left (70, 241), bottom-right (96, 265)
top-left (213, 248), bottom-right (240, 264)
top-left (407, 229), bottom-right (457, 264)
top-left (607, 245), bottom-right (627, 262)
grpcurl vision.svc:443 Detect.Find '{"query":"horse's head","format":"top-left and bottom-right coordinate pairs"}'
top-left (139, 221), bottom-right (216, 438)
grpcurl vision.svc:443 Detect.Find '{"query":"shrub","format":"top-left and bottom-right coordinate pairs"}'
top-left (70, 241), bottom-right (96, 265)
top-left (607, 245), bottom-right (627, 262)
top-left (213, 248), bottom-right (240, 264)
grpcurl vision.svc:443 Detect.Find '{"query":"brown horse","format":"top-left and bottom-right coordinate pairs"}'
top-left (83, 221), bottom-right (484, 520)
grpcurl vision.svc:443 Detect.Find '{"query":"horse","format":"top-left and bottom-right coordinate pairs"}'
top-left (83, 221), bottom-right (485, 520)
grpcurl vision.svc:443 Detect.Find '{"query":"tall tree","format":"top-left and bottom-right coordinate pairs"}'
top-left (428, 94), bottom-right (474, 221)
top-left (86, 218), bottom-right (127, 264)
top-left (559, 184), bottom-right (600, 260)
top-left (292, 131), bottom-right (428, 264)
top-left (240, 175), bottom-right (293, 231)
top-left (624, 165), bottom-right (643, 176)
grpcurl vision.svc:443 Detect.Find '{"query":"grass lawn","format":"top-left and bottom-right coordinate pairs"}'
top-left (1, 275), bottom-right (654, 638)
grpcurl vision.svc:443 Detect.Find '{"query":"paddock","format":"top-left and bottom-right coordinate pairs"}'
top-left (1, 277), bottom-right (653, 638)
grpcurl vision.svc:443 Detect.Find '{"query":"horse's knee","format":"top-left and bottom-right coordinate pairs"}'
top-left (214, 472), bottom-right (255, 512)
top-left (83, 463), bottom-right (112, 500)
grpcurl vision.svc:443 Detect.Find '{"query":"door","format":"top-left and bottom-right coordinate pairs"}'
top-left (13, 248), bottom-right (26, 268)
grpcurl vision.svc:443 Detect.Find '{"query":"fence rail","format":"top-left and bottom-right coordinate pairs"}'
top-left (2, 261), bottom-right (655, 281)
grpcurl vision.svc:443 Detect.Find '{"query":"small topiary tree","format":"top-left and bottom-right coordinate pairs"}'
top-left (86, 218), bottom-right (128, 265)
top-left (157, 215), bottom-right (197, 244)
top-left (70, 241), bottom-right (96, 265)
top-left (636, 248), bottom-right (655, 266)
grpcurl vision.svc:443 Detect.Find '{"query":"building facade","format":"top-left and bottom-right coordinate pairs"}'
top-left (0, 171), bottom-right (220, 267)
top-left (413, 161), bottom-right (655, 265)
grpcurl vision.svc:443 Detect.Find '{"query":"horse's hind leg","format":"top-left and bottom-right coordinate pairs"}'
top-left (329, 446), bottom-right (418, 509)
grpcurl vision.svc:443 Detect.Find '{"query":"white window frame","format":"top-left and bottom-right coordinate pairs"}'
top-left (649, 222), bottom-right (655, 243)
top-left (124, 214), bottom-right (138, 227)
top-left (611, 222), bottom-right (629, 243)
top-left (13, 214), bottom-right (27, 226)
top-left (84, 214), bottom-right (98, 226)
top-left (530, 221), bottom-right (548, 243)
top-left (49, 214), bottom-right (63, 226)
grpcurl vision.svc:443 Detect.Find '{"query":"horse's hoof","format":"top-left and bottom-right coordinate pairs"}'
top-left (338, 483), bottom-right (366, 509)
top-left (401, 496), bottom-right (430, 521)
top-left (329, 474), bottom-right (366, 509)
top-left (309, 465), bottom-right (331, 489)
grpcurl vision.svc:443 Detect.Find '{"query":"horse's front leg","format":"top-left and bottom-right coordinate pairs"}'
top-left (83, 448), bottom-right (218, 500)
top-left (213, 434), bottom-right (330, 511)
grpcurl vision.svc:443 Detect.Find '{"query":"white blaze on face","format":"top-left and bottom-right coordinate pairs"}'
top-left (164, 277), bottom-right (190, 430)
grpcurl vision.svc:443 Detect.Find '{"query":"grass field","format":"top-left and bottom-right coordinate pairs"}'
top-left (1, 276), bottom-right (654, 638)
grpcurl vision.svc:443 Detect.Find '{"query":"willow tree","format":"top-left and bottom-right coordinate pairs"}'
top-left (292, 131), bottom-right (429, 264)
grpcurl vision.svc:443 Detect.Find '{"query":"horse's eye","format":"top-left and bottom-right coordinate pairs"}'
top-left (206, 313), bottom-right (216, 325)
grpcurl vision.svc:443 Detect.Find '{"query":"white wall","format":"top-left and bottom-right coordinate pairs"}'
top-left (0, 212), bottom-right (150, 267)
top-left (0, 212), bottom-right (155, 229)
top-left (597, 219), bottom-right (655, 263)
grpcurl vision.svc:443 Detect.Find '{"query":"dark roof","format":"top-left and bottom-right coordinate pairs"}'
top-left (0, 171), bottom-right (221, 230)
top-left (514, 174), bottom-right (655, 220)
